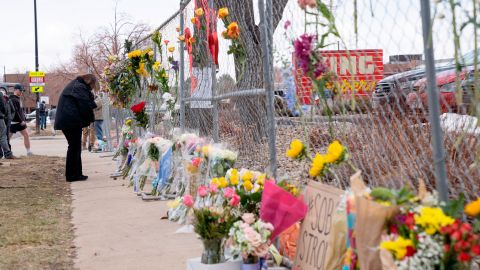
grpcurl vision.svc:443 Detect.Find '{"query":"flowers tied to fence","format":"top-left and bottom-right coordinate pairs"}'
top-left (130, 101), bottom-right (148, 129)
top-left (286, 139), bottom-right (347, 179)
top-left (219, 7), bottom-right (246, 78)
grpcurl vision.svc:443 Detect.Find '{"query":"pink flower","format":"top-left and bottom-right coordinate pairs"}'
top-left (284, 20), bottom-right (291, 30)
top-left (264, 222), bottom-right (274, 232)
top-left (197, 185), bottom-right (208, 197)
top-left (209, 183), bottom-right (218, 194)
top-left (244, 227), bottom-right (262, 247)
top-left (298, 0), bottom-right (317, 9)
top-left (229, 193), bottom-right (240, 207)
top-left (242, 213), bottom-right (256, 225)
top-left (223, 187), bottom-right (235, 198)
top-left (254, 243), bottom-right (270, 257)
top-left (183, 195), bottom-right (194, 207)
top-left (191, 157), bottom-right (201, 167)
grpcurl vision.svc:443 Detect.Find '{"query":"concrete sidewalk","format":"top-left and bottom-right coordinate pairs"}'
top-left (10, 136), bottom-right (202, 270)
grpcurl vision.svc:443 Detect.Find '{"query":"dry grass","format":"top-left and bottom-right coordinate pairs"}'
top-left (0, 156), bottom-right (75, 270)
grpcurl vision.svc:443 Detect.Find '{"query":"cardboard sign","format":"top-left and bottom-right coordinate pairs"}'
top-left (294, 181), bottom-right (344, 270)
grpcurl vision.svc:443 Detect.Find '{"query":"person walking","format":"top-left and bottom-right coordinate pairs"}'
top-left (39, 100), bottom-right (47, 130)
top-left (48, 105), bottom-right (57, 135)
top-left (0, 90), bottom-right (14, 159)
top-left (55, 74), bottom-right (97, 182)
top-left (9, 84), bottom-right (33, 156)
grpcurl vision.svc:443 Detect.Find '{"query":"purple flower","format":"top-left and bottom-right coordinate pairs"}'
top-left (294, 34), bottom-right (327, 79)
top-left (284, 20), bottom-right (291, 30)
top-left (171, 60), bottom-right (179, 71)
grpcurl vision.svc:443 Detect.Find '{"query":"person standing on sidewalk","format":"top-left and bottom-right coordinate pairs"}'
top-left (55, 74), bottom-right (97, 182)
top-left (0, 90), bottom-right (14, 159)
top-left (82, 123), bottom-right (95, 151)
top-left (49, 105), bottom-right (57, 136)
top-left (93, 92), bottom-right (104, 149)
top-left (39, 101), bottom-right (47, 130)
top-left (9, 84), bottom-right (33, 156)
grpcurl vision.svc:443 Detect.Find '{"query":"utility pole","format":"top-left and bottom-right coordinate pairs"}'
top-left (34, 0), bottom-right (40, 134)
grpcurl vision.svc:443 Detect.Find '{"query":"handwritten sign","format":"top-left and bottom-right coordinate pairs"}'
top-left (294, 182), bottom-right (344, 270)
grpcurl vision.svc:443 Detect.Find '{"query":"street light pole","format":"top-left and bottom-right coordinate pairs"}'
top-left (34, 0), bottom-right (40, 134)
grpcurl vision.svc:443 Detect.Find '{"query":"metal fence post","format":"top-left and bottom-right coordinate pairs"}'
top-left (209, 0), bottom-right (219, 142)
top-left (179, 0), bottom-right (186, 132)
top-left (420, 0), bottom-right (449, 202)
top-left (259, 0), bottom-right (277, 179)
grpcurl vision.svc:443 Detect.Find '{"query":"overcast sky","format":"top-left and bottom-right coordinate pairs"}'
top-left (0, 0), bottom-right (178, 75)
top-left (1, 0), bottom-right (477, 78)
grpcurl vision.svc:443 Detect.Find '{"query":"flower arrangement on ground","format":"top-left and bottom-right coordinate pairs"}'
top-left (182, 189), bottom-right (239, 264)
top-left (204, 145), bottom-right (238, 178)
top-left (130, 101), bottom-right (149, 129)
top-left (228, 213), bottom-right (274, 268)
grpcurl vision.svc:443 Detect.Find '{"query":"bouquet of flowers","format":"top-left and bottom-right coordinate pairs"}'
top-left (225, 168), bottom-right (266, 216)
top-left (130, 101), bottom-right (149, 128)
top-left (182, 190), bottom-right (239, 264)
top-left (205, 145), bottom-right (238, 178)
top-left (228, 213), bottom-right (274, 264)
top-left (379, 192), bottom-right (480, 270)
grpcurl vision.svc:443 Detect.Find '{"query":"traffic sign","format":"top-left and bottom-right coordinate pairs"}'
top-left (31, 86), bottom-right (44, 93)
top-left (29, 71), bottom-right (46, 86)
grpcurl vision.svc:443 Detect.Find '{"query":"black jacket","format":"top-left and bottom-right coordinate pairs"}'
top-left (9, 95), bottom-right (24, 123)
top-left (54, 77), bottom-right (97, 130)
top-left (0, 92), bottom-right (6, 120)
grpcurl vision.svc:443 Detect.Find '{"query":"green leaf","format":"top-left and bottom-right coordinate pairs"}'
top-left (442, 193), bottom-right (465, 219)
top-left (370, 187), bottom-right (395, 202)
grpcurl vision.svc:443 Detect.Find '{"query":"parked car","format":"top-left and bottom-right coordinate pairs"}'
top-left (407, 50), bottom-right (480, 114)
top-left (372, 64), bottom-right (455, 111)
top-left (26, 110), bottom-right (37, 121)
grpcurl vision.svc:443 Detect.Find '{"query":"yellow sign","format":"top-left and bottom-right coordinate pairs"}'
top-left (31, 86), bottom-right (44, 93)
top-left (29, 71), bottom-right (45, 77)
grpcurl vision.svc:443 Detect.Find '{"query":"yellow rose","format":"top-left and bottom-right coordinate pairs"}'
top-left (257, 174), bottom-right (266, 185)
top-left (244, 180), bottom-right (253, 191)
top-left (309, 154), bottom-right (326, 178)
top-left (219, 177), bottom-right (228, 188)
top-left (218, 7), bottom-right (229, 19)
top-left (168, 46), bottom-right (175, 53)
top-left (465, 198), bottom-right (480, 217)
top-left (380, 237), bottom-right (415, 260)
top-left (286, 139), bottom-right (304, 159)
top-left (242, 171), bottom-right (253, 182)
top-left (325, 140), bottom-right (345, 163)
top-left (230, 174), bottom-right (239, 186)
top-left (195, 8), bottom-right (204, 17)
top-left (211, 178), bottom-right (219, 186)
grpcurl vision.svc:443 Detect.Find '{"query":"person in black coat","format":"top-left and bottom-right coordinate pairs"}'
top-left (55, 74), bottom-right (98, 181)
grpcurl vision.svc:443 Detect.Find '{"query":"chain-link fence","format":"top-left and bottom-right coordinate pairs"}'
top-left (110, 0), bottom-right (479, 200)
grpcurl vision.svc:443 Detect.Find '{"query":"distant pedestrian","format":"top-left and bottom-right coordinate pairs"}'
top-left (9, 84), bottom-right (33, 156)
top-left (0, 88), bottom-right (14, 150)
top-left (49, 105), bottom-right (57, 136)
top-left (39, 100), bottom-right (47, 130)
top-left (82, 123), bottom-right (95, 151)
top-left (0, 90), bottom-right (14, 159)
top-left (93, 92), bottom-right (104, 148)
top-left (55, 74), bottom-right (97, 182)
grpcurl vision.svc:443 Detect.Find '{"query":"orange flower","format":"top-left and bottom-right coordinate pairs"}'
top-left (188, 37), bottom-right (196, 44)
top-left (227, 22), bottom-right (240, 39)
top-left (195, 8), bottom-right (204, 17)
top-left (191, 17), bottom-right (197, 24)
top-left (221, 30), bottom-right (229, 39)
top-left (218, 7), bottom-right (229, 19)
top-left (168, 46), bottom-right (175, 53)
top-left (178, 35), bottom-right (185, 42)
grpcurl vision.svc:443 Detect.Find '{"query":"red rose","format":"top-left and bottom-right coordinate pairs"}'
top-left (405, 212), bottom-right (416, 230)
top-left (451, 231), bottom-right (462, 241)
top-left (460, 223), bottom-right (472, 235)
top-left (405, 246), bottom-right (416, 257)
top-left (444, 244), bottom-right (450, 253)
top-left (458, 252), bottom-right (471, 262)
top-left (472, 245), bottom-right (480, 256)
top-left (131, 101), bottom-right (146, 114)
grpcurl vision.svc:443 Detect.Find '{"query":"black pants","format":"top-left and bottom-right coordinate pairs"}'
top-left (62, 128), bottom-right (83, 180)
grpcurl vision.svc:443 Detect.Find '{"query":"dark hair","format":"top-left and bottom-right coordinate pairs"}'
top-left (79, 74), bottom-right (99, 90)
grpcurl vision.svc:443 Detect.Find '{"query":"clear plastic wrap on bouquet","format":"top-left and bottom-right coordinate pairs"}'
top-left (205, 144), bottom-right (238, 178)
